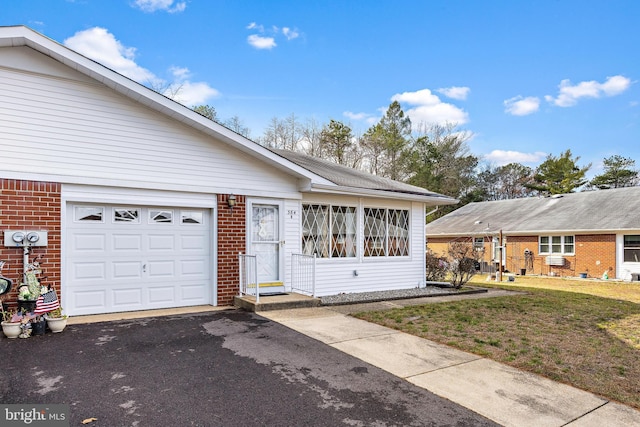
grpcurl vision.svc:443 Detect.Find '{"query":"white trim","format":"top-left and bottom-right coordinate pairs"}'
top-left (309, 183), bottom-right (457, 204)
top-left (246, 198), bottom-right (286, 286)
top-left (0, 26), bottom-right (331, 187)
top-left (62, 184), bottom-right (216, 208)
top-left (60, 187), bottom-right (219, 311)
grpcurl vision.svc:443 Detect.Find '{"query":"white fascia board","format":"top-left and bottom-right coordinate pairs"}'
top-left (427, 228), bottom-right (634, 238)
top-left (309, 183), bottom-right (459, 205)
top-left (1, 26), bottom-right (330, 186)
top-left (4, 171), bottom-right (303, 201)
top-left (507, 229), bottom-right (634, 236)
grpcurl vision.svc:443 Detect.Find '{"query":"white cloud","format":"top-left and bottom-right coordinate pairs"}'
top-left (64, 27), bottom-right (157, 83)
top-left (437, 86), bottom-right (470, 100)
top-left (246, 22), bottom-right (264, 31)
top-left (133, 0), bottom-right (186, 13)
top-left (504, 96), bottom-right (540, 116)
top-left (247, 34), bottom-right (277, 50)
top-left (64, 27), bottom-right (219, 107)
top-left (282, 27), bottom-right (300, 40)
top-left (246, 22), bottom-right (301, 49)
top-left (170, 81), bottom-right (220, 106)
top-left (484, 150), bottom-right (547, 165)
top-left (343, 111), bottom-right (368, 121)
top-left (545, 75), bottom-right (631, 107)
top-left (391, 88), bottom-right (469, 126)
top-left (343, 111), bottom-right (379, 125)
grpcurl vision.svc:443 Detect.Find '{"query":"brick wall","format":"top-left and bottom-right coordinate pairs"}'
top-left (0, 179), bottom-right (61, 308)
top-left (574, 234), bottom-right (616, 278)
top-left (216, 194), bottom-right (246, 305)
top-left (429, 233), bottom-right (618, 279)
top-left (427, 237), bottom-right (453, 257)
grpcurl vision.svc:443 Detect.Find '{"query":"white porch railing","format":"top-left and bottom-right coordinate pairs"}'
top-left (291, 253), bottom-right (316, 297)
top-left (238, 253), bottom-right (259, 303)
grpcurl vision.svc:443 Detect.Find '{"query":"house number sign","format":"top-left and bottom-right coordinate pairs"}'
top-left (287, 209), bottom-right (298, 219)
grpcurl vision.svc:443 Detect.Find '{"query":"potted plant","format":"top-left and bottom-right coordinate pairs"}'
top-left (1, 307), bottom-right (22, 339)
top-left (44, 307), bottom-right (68, 333)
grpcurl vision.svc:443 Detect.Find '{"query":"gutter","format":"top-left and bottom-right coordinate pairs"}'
top-left (426, 228), bottom-right (640, 238)
top-left (309, 183), bottom-right (459, 205)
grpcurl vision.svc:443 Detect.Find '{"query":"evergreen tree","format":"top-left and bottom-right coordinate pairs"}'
top-left (590, 155), bottom-right (638, 189)
top-left (527, 149), bottom-right (590, 195)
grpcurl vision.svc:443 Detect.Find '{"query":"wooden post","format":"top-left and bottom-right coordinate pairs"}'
top-left (497, 229), bottom-right (503, 282)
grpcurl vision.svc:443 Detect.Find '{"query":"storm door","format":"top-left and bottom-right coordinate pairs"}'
top-left (249, 202), bottom-right (284, 294)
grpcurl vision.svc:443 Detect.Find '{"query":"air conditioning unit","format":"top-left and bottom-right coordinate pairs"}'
top-left (545, 256), bottom-right (565, 266)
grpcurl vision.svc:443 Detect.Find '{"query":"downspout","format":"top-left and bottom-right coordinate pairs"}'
top-left (423, 206), bottom-right (439, 288)
top-left (425, 206), bottom-right (439, 218)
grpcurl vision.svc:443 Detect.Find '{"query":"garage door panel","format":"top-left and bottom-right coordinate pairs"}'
top-left (73, 234), bottom-right (107, 252)
top-left (181, 283), bottom-right (208, 301)
top-left (148, 234), bottom-right (176, 251)
top-left (181, 259), bottom-right (207, 276)
top-left (66, 204), bottom-right (213, 315)
top-left (113, 288), bottom-right (143, 308)
top-left (112, 234), bottom-right (143, 251)
top-left (181, 234), bottom-right (207, 250)
top-left (73, 290), bottom-right (107, 310)
top-left (73, 262), bottom-right (107, 280)
top-left (112, 261), bottom-right (143, 279)
top-left (148, 286), bottom-right (175, 303)
top-left (147, 260), bottom-right (175, 277)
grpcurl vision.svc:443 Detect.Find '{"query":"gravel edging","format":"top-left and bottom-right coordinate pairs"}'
top-left (320, 286), bottom-right (488, 306)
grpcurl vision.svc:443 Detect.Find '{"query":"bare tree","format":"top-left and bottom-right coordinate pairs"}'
top-left (259, 113), bottom-right (301, 150)
top-left (447, 241), bottom-right (479, 288)
top-left (223, 115), bottom-right (251, 138)
top-left (300, 117), bottom-right (323, 157)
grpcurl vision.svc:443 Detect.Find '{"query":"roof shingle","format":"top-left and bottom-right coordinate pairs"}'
top-left (426, 187), bottom-right (640, 236)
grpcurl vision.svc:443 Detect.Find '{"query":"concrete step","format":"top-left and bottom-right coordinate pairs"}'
top-left (234, 293), bottom-right (321, 312)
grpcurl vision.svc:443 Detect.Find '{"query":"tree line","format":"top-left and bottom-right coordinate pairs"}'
top-left (193, 103), bottom-right (639, 220)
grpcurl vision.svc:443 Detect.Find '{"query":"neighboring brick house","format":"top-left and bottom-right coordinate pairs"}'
top-left (426, 187), bottom-right (640, 281)
top-left (0, 26), bottom-right (456, 316)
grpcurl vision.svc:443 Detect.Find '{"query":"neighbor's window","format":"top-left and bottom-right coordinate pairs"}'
top-left (624, 235), bottom-right (640, 262)
top-left (75, 206), bottom-right (104, 222)
top-left (302, 204), bottom-right (356, 258)
top-left (473, 237), bottom-right (484, 250)
top-left (364, 207), bottom-right (409, 257)
top-left (539, 235), bottom-right (574, 254)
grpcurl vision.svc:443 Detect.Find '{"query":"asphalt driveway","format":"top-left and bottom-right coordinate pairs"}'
top-left (1, 310), bottom-right (498, 426)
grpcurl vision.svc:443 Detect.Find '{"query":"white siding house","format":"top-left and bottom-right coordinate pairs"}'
top-left (0, 26), bottom-right (456, 316)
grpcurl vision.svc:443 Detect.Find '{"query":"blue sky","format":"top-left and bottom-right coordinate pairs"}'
top-left (3, 0), bottom-right (639, 177)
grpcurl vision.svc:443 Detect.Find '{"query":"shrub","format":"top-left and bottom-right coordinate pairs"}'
top-left (425, 250), bottom-right (448, 282)
top-left (447, 241), bottom-right (480, 288)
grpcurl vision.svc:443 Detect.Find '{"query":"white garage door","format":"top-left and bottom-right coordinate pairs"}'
top-left (66, 204), bottom-right (212, 315)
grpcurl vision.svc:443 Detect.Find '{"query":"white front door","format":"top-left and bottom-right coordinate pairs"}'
top-left (249, 201), bottom-right (284, 294)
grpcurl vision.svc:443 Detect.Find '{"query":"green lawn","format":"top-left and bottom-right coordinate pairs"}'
top-left (354, 278), bottom-right (640, 409)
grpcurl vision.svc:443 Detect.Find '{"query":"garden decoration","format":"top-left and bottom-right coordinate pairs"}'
top-left (1, 256), bottom-right (65, 338)
top-left (44, 306), bottom-right (68, 333)
top-left (0, 260), bottom-right (12, 296)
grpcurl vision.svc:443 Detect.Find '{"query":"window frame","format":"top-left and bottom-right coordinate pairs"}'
top-left (302, 203), bottom-right (357, 259)
top-left (538, 235), bottom-right (575, 255)
top-left (363, 207), bottom-right (410, 258)
top-left (623, 235), bottom-right (640, 263)
top-left (74, 206), bottom-right (105, 223)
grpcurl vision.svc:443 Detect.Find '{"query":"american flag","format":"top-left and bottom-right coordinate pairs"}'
top-left (34, 289), bottom-right (60, 315)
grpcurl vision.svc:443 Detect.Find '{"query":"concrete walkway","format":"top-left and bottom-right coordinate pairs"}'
top-left (260, 304), bottom-right (640, 427)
